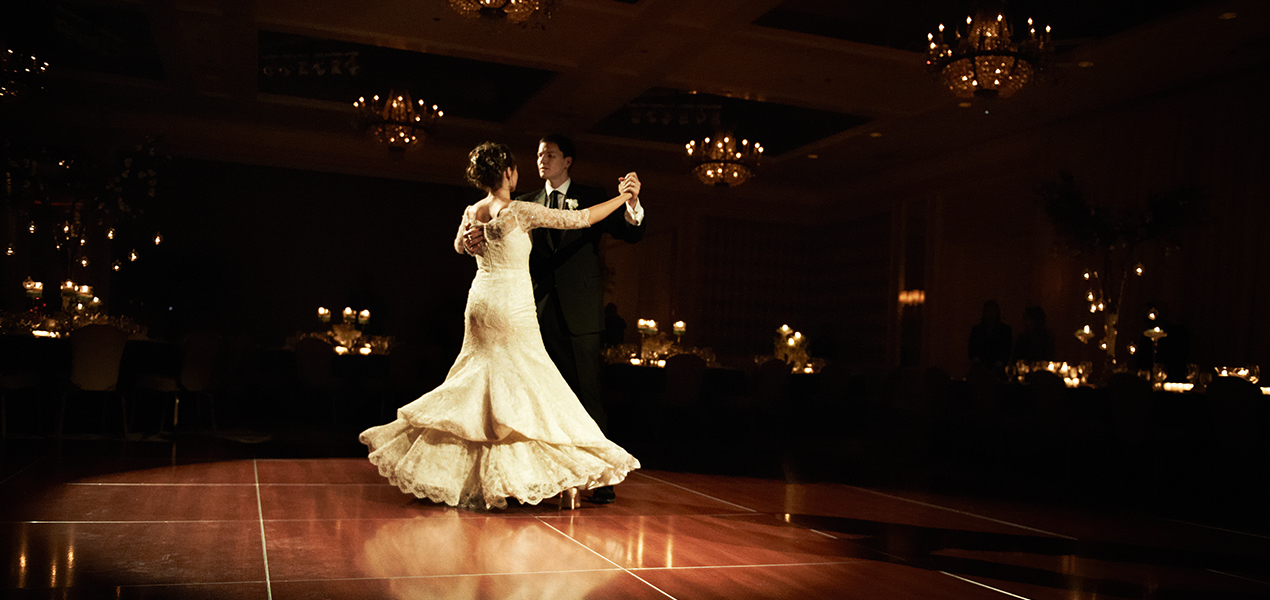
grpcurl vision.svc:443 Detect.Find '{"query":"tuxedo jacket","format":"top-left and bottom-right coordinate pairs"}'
top-left (515, 182), bottom-right (645, 336)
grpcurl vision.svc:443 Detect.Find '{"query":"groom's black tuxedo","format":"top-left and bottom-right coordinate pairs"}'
top-left (516, 181), bottom-right (645, 432)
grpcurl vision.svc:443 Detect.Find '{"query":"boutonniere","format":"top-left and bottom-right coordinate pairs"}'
top-left (565, 198), bottom-right (579, 210)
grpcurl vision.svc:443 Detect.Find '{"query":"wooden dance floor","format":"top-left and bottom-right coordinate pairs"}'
top-left (2, 437), bottom-right (1268, 599)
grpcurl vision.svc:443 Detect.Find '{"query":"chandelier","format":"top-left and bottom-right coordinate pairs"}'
top-left (353, 90), bottom-right (443, 152)
top-left (448, 0), bottom-right (555, 25)
top-left (685, 132), bottom-right (763, 187)
top-left (926, 8), bottom-right (1051, 99)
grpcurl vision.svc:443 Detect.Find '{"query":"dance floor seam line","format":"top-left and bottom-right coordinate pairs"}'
top-left (938, 571), bottom-right (1033, 599)
top-left (252, 459), bottom-right (274, 600)
top-left (1162, 517), bottom-right (1270, 540)
top-left (633, 473), bottom-right (758, 513)
top-left (1206, 569), bottom-right (1270, 585)
top-left (533, 511), bottom-right (760, 520)
top-left (13, 519), bottom-right (262, 524)
top-left (537, 518), bottom-right (679, 599)
top-left (847, 486), bottom-right (1078, 540)
top-left (0, 456), bottom-right (45, 487)
top-left (66, 482), bottom-right (258, 486)
top-left (625, 560), bottom-right (868, 571)
top-left (267, 568), bottom-right (631, 583)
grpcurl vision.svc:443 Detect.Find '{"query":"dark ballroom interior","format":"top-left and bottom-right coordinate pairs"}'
top-left (2, 0), bottom-right (1269, 598)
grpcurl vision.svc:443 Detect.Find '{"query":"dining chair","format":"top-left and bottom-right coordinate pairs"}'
top-left (57, 324), bottom-right (130, 437)
top-left (135, 331), bottom-right (222, 433)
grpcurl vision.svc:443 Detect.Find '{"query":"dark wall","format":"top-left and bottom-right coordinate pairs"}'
top-left (111, 158), bottom-right (479, 352)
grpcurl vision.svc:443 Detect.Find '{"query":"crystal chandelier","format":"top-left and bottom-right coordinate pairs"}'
top-left (353, 90), bottom-right (443, 152)
top-left (685, 132), bottom-right (762, 187)
top-left (926, 8), bottom-right (1051, 99)
top-left (448, 0), bottom-right (555, 25)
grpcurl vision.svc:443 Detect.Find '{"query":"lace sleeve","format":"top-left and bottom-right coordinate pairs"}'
top-left (512, 201), bottom-right (591, 232)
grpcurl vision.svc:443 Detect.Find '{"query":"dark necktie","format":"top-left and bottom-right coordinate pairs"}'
top-left (547, 190), bottom-right (563, 248)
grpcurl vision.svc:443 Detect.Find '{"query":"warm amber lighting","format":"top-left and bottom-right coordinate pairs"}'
top-left (686, 132), bottom-right (762, 187)
top-left (448, 0), bottom-right (555, 24)
top-left (1075, 325), bottom-right (1094, 344)
top-left (354, 90), bottom-right (442, 152)
top-left (672, 320), bottom-right (686, 335)
top-left (899, 289), bottom-right (926, 305)
top-left (926, 9), bottom-right (1051, 99)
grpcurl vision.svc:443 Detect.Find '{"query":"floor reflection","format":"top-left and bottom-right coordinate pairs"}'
top-left (357, 513), bottom-right (622, 600)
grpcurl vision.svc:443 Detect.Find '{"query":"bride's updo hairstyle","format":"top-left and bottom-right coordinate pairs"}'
top-left (466, 142), bottom-right (516, 191)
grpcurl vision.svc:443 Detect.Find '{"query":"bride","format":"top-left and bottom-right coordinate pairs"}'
top-left (359, 142), bottom-right (641, 510)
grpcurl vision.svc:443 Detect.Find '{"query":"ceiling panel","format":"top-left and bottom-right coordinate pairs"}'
top-left (257, 31), bottom-right (557, 123)
top-left (4, 1), bottom-right (164, 80)
top-left (752, 0), bottom-right (1211, 52)
top-left (588, 87), bottom-right (870, 157)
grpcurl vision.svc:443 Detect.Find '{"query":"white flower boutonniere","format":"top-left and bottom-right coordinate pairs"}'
top-left (565, 198), bottom-right (579, 210)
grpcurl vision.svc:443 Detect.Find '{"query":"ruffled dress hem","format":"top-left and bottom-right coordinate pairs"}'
top-left (361, 418), bottom-right (640, 511)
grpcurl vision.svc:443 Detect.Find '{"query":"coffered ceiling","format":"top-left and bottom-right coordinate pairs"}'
top-left (5, 0), bottom-right (1268, 211)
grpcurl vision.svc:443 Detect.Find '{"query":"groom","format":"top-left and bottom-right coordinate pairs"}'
top-left (460, 134), bottom-right (646, 504)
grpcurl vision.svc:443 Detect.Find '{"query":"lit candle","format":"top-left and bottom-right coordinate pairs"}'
top-left (673, 321), bottom-right (686, 335)
top-left (358, 309), bottom-right (370, 325)
top-left (343, 307), bottom-right (354, 323)
top-left (334, 346), bottom-right (349, 355)
top-left (359, 345), bottom-right (372, 355)
top-left (317, 307), bottom-right (330, 323)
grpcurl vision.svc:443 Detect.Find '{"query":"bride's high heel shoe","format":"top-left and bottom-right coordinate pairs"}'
top-left (556, 487), bottom-right (580, 510)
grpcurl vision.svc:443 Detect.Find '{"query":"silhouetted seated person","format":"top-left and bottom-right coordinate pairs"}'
top-left (968, 300), bottom-right (1012, 376)
top-left (1013, 305), bottom-right (1056, 362)
top-left (1132, 303), bottom-right (1191, 381)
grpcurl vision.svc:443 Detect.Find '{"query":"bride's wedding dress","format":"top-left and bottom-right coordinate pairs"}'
top-left (359, 200), bottom-right (639, 509)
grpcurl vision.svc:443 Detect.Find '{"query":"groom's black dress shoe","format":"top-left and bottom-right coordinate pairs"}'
top-left (586, 486), bottom-right (616, 504)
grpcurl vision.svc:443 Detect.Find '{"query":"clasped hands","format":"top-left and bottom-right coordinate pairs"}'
top-left (460, 172), bottom-right (640, 256)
